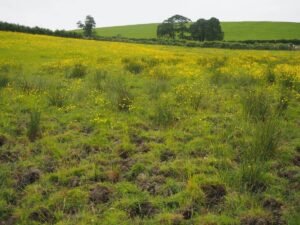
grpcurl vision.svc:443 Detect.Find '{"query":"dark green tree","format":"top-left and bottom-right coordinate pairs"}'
top-left (157, 22), bottom-right (175, 39)
top-left (157, 14), bottom-right (191, 39)
top-left (205, 17), bottom-right (224, 41)
top-left (77, 15), bottom-right (96, 37)
top-left (189, 19), bottom-right (207, 41)
top-left (189, 17), bottom-right (224, 41)
top-left (165, 15), bottom-right (191, 39)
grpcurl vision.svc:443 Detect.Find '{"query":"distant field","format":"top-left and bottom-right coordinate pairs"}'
top-left (86, 22), bottom-right (300, 41)
top-left (1, 31), bottom-right (300, 225)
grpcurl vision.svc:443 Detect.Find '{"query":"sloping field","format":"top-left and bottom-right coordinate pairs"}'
top-left (0, 31), bottom-right (300, 224)
top-left (90, 21), bottom-right (300, 40)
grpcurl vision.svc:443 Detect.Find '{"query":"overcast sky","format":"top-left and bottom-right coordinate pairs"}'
top-left (0, 0), bottom-right (299, 30)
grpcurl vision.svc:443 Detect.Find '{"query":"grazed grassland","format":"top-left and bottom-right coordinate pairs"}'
top-left (88, 22), bottom-right (300, 40)
top-left (0, 31), bottom-right (299, 225)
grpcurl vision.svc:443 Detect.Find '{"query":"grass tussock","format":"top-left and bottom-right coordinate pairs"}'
top-left (27, 109), bottom-right (41, 142)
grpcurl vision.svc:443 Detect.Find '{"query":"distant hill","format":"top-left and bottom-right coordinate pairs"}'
top-left (83, 22), bottom-right (300, 41)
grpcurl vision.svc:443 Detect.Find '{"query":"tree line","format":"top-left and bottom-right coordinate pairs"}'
top-left (157, 15), bottom-right (224, 41)
top-left (0, 21), bottom-right (82, 38)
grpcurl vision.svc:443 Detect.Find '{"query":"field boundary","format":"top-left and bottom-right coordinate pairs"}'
top-left (0, 21), bottom-right (299, 51)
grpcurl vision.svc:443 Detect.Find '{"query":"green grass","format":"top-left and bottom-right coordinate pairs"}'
top-left (0, 31), bottom-right (299, 224)
top-left (86, 21), bottom-right (300, 41)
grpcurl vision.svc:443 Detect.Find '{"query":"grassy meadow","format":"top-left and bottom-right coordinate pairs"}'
top-left (88, 22), bottom-right (300, 40)
top-left (0, 31), bottom-right (300, 224)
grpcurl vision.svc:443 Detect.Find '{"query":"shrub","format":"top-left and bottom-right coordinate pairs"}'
top-left (67, 63), bottom-right (87, 78)
top-left (27, 110), bottom-right (41, 142)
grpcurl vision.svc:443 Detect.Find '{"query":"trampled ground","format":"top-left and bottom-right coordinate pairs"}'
top-left (0, 31), bottom-right (299, 224)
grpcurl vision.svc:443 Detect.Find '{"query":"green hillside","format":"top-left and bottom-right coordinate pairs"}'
top-left (90, 22), bottom-right (300, 41)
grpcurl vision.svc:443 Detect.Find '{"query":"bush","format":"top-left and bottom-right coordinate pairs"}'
top-left (27, 110), bottom-right (41, 142)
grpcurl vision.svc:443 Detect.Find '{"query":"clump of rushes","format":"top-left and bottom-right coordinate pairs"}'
top-left (265, 67), bottom-right (276, 84)
top-left (147, 79), bottom-right (168, 100)
top-left (251, 119), bottom-right (280, 160)
top-left (93, 69), bottom-right (107, 91)
top-left (67, 63), bottom-right (87, 78)
top-left (108, 77), bottom-right (133, 111)
top-left (27, 110), bottom-right (41, 142)
top-left (239, 162), bottom-right (268, 192)
top-left (241, 90), bottom-right (271, 122)
top-left (123, 57), bottom-right (145, 74)
top-left (0, 73), bottom-right (9, 89)
top-left (48, 88), bottom-right (66, 107)
top-left (152, 96), bottom-right (176, 127)
top-left (117, 90), bottom-right (133, 111)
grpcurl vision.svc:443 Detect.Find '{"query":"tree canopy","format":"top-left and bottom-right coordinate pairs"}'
top-left (157, 22), bottom-right (175, 39)
top-left (77, 15), bottom-right (96, 37)
top-left (157, 15), bottom-right (224, 41)
top-left (158, 15), bottom-right (191, 39)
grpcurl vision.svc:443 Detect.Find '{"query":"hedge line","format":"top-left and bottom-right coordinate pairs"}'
top-left (0, 21), bottom-right (82, 39)
top-left (94, 36), bottom-right (295, 50)
top-left (0, 21), bottom-right (297, 51)
top-left (233, 39), bottom-right (300, 45)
